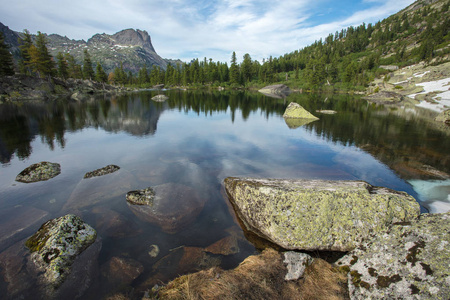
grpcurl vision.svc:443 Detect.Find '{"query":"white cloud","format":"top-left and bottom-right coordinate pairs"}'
top-left (0, 0), bottom-right (416, 63)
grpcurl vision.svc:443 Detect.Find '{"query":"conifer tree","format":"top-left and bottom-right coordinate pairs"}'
top-left (82, 49), bottom-right (95, 80)
top-left (56, 52), bottom-right (68, 79)
top-left (0, 32), bottom-right (15, 76)
top-left (30, 32), bottom-right (55, 78)
top-left (65, 53), bottom-right (82, 79)
top-left (229, 51), bottom-right (240, 85)
top-left (95, 62), bottom-right (108, 82)
top-left (18, 29), bottom-right (33, 75)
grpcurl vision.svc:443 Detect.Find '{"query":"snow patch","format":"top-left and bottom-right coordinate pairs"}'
top-left (408, 77), bottom-right (450, 112)
top-left (408, 179), bottom-right (450, 213)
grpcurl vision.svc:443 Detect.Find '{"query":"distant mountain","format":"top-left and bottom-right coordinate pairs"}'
top-left (0, 23), bottom-right (181, 73)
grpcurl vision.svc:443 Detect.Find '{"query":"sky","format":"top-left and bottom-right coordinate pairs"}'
top-left (0, 0), bottom-right (416, 63)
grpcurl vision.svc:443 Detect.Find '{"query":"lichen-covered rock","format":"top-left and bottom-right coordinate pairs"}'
top-left (336, 212), bottom-right (450, 299)
top-left (127, 183), bottom-right (206, 234)
top-left (84, 164), bottom-right (120, 178)
top-left (282, 102), bottom-right (319, 120)
top-left (15, 161), bottom-right (61, 183)
top-left (25, 214), bottom-right (97, 297)
top-left (284, 251), bottom-right (314, 280)
top-left (224, 177), bottom-right (420, 251)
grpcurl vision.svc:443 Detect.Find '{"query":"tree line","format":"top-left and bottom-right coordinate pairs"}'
top-left (1, 0), bottom-right (448, 90)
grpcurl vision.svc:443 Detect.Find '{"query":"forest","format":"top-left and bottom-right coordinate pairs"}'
top-left (1, 1), bottom-right (449, 91)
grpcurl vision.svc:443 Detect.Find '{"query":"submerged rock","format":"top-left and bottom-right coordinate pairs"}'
top-left (258, 84), bottom-right (291, 98)
top-left (152, 94), bottom-right (169, 102)
top-left (283, 102), bottom-right (319, 120)
top-left (336, 212), bottom-right (450, 299)
top-left (101, 256), bottom-right (144, 286)
top-left (15, 161), bottom-right (61, 183)
top-left (84, 165), bottom-right (120, 179)
top-left (126, 183), bottom-right (206, 234)
top-left (25, 214), bottom-right (100, 298)
top-left (205, 235), bottom-right (240, 256)
top-left (224, 177), bottom-right (420, 251)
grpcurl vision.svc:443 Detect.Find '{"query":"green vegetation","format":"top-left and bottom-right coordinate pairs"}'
top-left (0, 32), bottom-right (15, 76)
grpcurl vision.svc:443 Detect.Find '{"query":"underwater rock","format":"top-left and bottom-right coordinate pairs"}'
top-left (25, 214), bottom-right (100, 299)
top-left (205, 235), bottom-right (240, 256)
top-left (336, 212), bottom-right (450, 299)
top-left (126, 183), bottom-right (206, 234)
top-left (63, 169), bottom-right (135, 212)
top-left (282, 102), bottom-right (319, 120)
top-left (83, 165), bottom-right (120, 179)
top-left (101, 256), bottom-right (144, 286)
top-left (224, 177), bottom-right (420, 251)
top-left (284, 251), bottom-right (314, 280)
top-left (15, 161), bottom-right (61, 183)
top-left (91, 206), bottom-right (142, 238)
top-left (148, 244), bottom-right (160, 258)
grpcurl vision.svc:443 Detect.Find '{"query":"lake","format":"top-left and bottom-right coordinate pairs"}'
top-left (0, 90), bottom-right (449, 299)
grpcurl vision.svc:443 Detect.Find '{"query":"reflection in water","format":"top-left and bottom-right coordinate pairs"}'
top-left (0, 90), bottom-right (449, 299)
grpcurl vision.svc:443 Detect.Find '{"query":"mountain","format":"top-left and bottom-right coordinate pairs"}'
top-left (0, 23), bottom-right (180, 73)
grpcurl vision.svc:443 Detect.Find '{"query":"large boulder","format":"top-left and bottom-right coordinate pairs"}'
top-left (126, 183), bottom-right (206, 233)
top-left (336, 212), bottom-right (450, 299)
top-left (224, 177), bottom-right (420, 251)
top-left (10, 214), bottom-right (101, 299)
top-left (283, 102), bottom-right (319, 120)
top-left (15, 161), bottom-right (61, 183)
top-left (258, 84), bottom-right (291, 98)
top-left (434, 109), bottom-right (450, 125)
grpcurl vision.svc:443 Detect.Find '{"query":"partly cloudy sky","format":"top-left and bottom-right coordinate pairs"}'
top-left (0, 0), bottom-right (415, 63)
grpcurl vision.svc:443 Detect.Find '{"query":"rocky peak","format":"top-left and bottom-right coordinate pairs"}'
top-left (110, 28), bottom-right (155, 53)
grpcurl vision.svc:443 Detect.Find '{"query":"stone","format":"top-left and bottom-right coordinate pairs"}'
top-left (283, 251), bottom-right (314, 280)
top-left (434, 109), bottom-right (450, 125)
top-left (83, 164), bottom-right (120, 179)
top-left (224, 177), bottom-right (420, 251)
top-left (152, 94), bottom-right (169, 102)
top-left (126, 183), bottom-right (206, 234)
top-left (316, 110), bottom-right (337, 114)
top-left (336, 212), bottom-right (450, 299)
top-left (101, 256), bottom-right (144, 286)
top-left (205, 235), bottom-right (240, 256)
top-left (25, 215), bottom-right (97, 294)
top-left (15, 161), bottom-right (61, 183)
top-left (284, 118), bottom-right (317, 129)
top-left (258, 84), bottom-right (291, 98)
top-left (91, 206), bottom-right (142, 238)
top-left (148, 244), bottom-right (160, 257)
top-left (282, 102), bottom-right (319, 120)
top-left (63, 169), bottom-right (135, 212)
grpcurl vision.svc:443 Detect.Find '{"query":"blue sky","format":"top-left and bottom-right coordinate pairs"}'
top-left (0, 0), bottom-right (416, 63)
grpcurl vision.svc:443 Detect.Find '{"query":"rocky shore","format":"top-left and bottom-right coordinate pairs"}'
top-left (0, 74), bottom-right (133, 102)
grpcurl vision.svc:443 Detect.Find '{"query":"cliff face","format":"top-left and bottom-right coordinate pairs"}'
top-left (0, 23), bottom-right (177, 74)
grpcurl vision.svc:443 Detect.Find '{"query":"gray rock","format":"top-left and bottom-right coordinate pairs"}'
top-left (283, 102), bottom-right (319, 120)
top-left (258, 84), bottom-right (291, 98)
top-left (336, 212), bottom-right (450, 299)
top-left (224, 177), bottom-right (420, 251)
top-left (434, 109), bottom-right (450, 125)
top-left (283, 251), bottom-right (314, 280)
top-left (127, 183), bottom-right (206, 234)
top-left (84, 164), bottom-right (120, 179)
top-left (15, 161), bottom-right (61, 183)
top-left (24, 214), bottom-right (100, 299)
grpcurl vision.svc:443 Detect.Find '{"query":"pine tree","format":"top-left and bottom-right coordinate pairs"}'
top-left (18, 29), bottom-right (33, 75)
top-left (95, 62), bottom-right (108, 82)
top-left (31, 32), bottom-right (56, 78)
top-left (56, 52), bottom-right (68, 79)
top-left (0, 32), bottom-right (15, 76)
top-left (241, 53), bottom-right (253, 83)
top-left (82, 49), bottom-right (95, 80)
top-left (229, 51), bottom-right (240, 85)
top-left (65, 53), bottom-right (82, 79)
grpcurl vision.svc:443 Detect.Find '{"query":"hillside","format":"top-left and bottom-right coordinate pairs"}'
top-left (0, 23), bottom-right (178, 74)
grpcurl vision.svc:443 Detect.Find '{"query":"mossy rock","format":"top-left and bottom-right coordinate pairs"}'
top-left (15, 161), bottom-right (61, 183)
top-left (283, 102), bottom-right (319, 120)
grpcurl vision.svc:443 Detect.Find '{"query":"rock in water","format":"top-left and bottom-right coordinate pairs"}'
top-left (336, 212), bottom-right (450, 299)
top-left (258, 84), bottom-right (291, 98)
top-left (15, 162), bottom-right (61, 183)
top-left (126, 183), bottom-right (206, 234)
top-left (224, 177), bottom-right (420, 251)
top-left (83, 165), bottom-right (120, 178)
top-left (25, 214), bottom-right (99, 299)
top-left (282, 102), bottom-right (319, 120)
